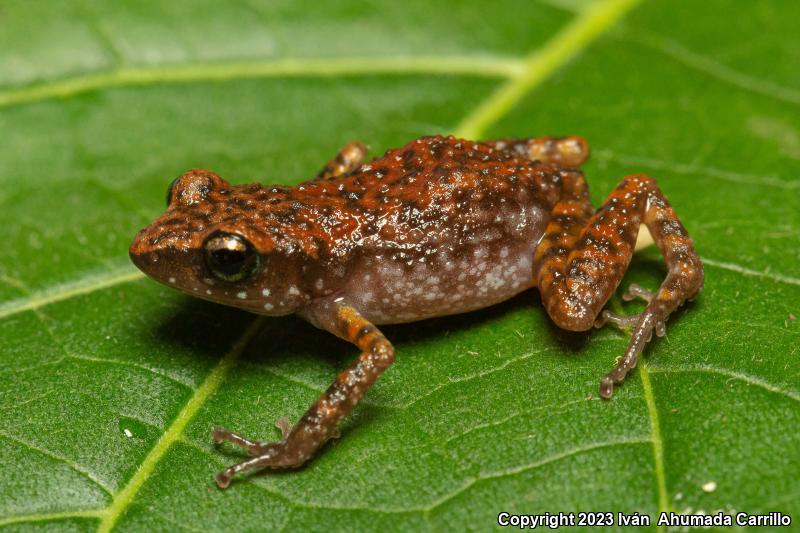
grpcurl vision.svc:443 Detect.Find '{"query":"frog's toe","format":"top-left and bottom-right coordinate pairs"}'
top-left (598, 307), bottom-right (669, 399)
top-left (622, 283), bottom-right (656, 303)
top-left (212, 426), bottom-right (269, 456)
top-left (594, 309), bottom-right (640, 329)
top-left (212, 426), bottom-right (230, 446)
top-left (275, 416), bottom-right (293, 441)
top-left (215, 471), bottom-right (232, 489)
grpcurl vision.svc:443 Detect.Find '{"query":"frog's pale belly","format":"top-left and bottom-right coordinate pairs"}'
top-left (342, 210), bottom-right (548, 325)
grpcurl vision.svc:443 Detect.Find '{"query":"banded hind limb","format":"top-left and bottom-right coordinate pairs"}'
top-left (533, 174), bottom-right (704, 398)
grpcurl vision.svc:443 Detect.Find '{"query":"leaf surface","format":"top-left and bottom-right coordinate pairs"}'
top-left (1, 0), bottom-right (798, 531)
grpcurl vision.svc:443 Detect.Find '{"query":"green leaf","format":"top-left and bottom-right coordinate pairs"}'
top-left (1, 0), bottom-right (798, 531)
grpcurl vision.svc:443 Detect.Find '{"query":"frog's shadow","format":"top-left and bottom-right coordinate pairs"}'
top-left (153, 299), bottom-right (263, 366)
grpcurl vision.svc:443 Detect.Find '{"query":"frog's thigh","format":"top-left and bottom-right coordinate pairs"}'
top-left (213, 303), bottom-right (394, 487)
top-left (488, 136), bottom-right (589, 167)
top-left (315, 141), bottom-right (368, 180)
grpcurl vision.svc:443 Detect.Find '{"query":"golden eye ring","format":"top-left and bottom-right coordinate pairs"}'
top-left (203, 232), bottom-right (260, 282)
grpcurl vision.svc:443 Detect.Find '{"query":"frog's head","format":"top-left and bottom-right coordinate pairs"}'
top-left (129, 169), bottom-right (312, 315)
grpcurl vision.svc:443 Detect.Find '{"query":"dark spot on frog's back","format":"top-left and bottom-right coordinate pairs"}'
top-left (430, 141), bottom-right (446, 159)
top-left (235, 198), bottom-right (256, 211)
top-left (401, 148), bottom-right (418, 169)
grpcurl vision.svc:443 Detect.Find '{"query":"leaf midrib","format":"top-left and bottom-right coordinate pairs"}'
top-left (0, 56), bottom-right (524, 109)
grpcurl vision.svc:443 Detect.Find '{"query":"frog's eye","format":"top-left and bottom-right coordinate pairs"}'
top-left (203, 232), bottom-right (260, 282)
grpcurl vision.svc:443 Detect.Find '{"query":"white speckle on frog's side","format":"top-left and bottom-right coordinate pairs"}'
top-left (202, 277), bottom-right (216, 286)
top-left (236, 291), bottom-right (247, 300)
top-left (288, 286), bottom-right (300, 296)
top-left (168, 276), bottom-right (176, 284)
top-left (334, 296), bottom-right (345, 303)
top-left (315, 279), bottom-right (324, 290)
top-left (262, 288), bottom-right (271, 297)
top-left (206, 289), bottom-right (213, 295)
top-left (264, 303), bottom-right (274, 311)
top-left (702, 481), bottom-right (717, 493)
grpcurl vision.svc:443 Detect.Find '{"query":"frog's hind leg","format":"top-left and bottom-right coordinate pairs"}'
top-left (212, 303), bottom-right (394, 488)
top-left (315, 141), bottom-right (368, 180)
top-left (535, 175), bottom-right (703, 399)
top-left (489, 135), bottom-right (589, 167)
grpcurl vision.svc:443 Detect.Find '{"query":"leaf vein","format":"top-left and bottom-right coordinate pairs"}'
top-left (453, 0), bottom-right (644, 139)
top-left (401, 337), bottom-right (617, 410)
top-left (65, 353), bottom-right (194, 390)
top-left (0, 56), bottom-right (523, 109)
top-left (0, 509), bottom-right (104, 528)
top-left (638, 364), bottom-right (670, 523)
top-left (595, 149), bottom-right (800, 191)
top-left (648, 365), bottom-right (800, 403)
top-left (701, 258), bottom-right (800, 288)
top-left (0, 266), bottom-right (145, 320)
top-left (422, 437), bottom-right (652, 514)
top-left (0, 430), bottom-right (113, 495)
top-left (626, 33), bottom-right (800, 106)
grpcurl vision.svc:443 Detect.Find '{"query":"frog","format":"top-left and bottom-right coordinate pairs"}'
top-left (129, 134), bottom-right (704, 488)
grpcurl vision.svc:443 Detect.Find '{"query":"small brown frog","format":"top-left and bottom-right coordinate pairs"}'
top-left (129, 135), bottom-right (703, 488)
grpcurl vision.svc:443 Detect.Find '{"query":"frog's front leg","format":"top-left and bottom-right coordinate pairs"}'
top-left (315, 141), bottom-right (368, 180)
top-left (212, 302), bottom-right (394, 488)
top-left (535, 175), bottom-right (704, 399)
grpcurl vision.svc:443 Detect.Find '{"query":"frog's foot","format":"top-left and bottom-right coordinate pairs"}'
top-left (598, 305), bottom-right (669, 399)
top-left (214, 441), bottom-right (306, 489)
top-left (213, 419), bottom-right (321, 489)
top-left (594, 284), bottom-right (662, 331)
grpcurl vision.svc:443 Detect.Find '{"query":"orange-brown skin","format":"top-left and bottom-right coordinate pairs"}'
top-left (129, 135), bottom-right (703, 488)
